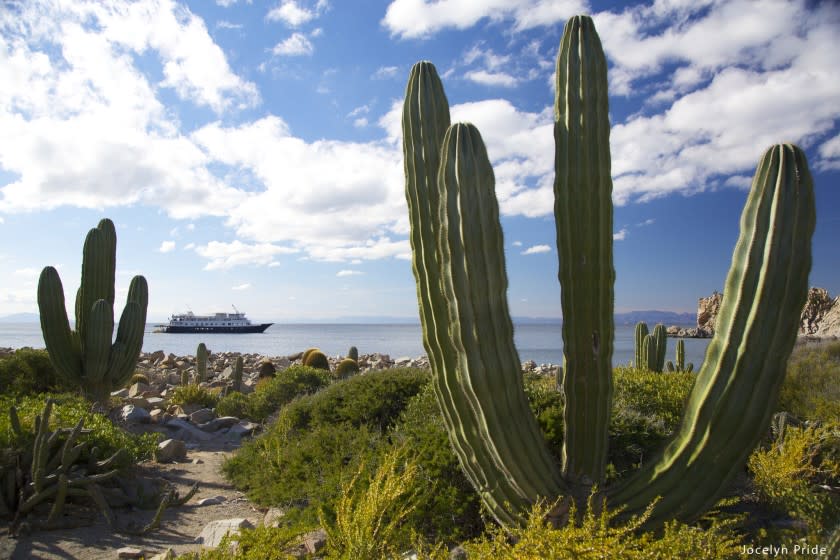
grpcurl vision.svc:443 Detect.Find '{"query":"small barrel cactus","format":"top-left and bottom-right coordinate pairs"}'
top-left (347, 346), bottom-right (359, 362)
top-left (301, 347), bottom-right (320, 365)
top-left (335, 358), bottom-right (360, 378)
top-left (303, 350), bottom-right (330, 371)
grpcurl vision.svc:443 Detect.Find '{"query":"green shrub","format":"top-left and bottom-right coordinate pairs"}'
top-left (169, 384), bottom-right (219, 409)
top-left (216, 391), bottom-right (250, 419)
top-left (0, 348), bottom-right (70, 397)
top-left (281, 367), bottom-right (430, 432)
top-left (320, 446), bottom-right (420, 559)
top-left (247, 366), bottom-right (331, 422)
top-left (779, 341), bottom-right (840, 423)
top-left (748, 423), bottom-right (840, 535)
top-left (0, 393), bottom-right (158, 467)
top-left (177, 523), bottom-right (313, 559)
top-left (390, 383), bottom-right (484, 544)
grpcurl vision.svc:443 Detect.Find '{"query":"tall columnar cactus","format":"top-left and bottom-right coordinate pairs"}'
top-left (634, 322), bottom-right (649, 369)
top-left (38, 219), bottom-right (148, 403)
top-left (402, 15), bottom-right (815, 528)
top-left (652, 324), bottom-right (667, 372)
top-left (666, 339), bottom-right (694, 372)
top-left (231, 355), bottom-right (243, 393)
top-left (347, 346), bottom-right (359, 362)
top-left (643, 335), bottom-right (658, 372)
top-left (196, 343), bottom-right (208, 384)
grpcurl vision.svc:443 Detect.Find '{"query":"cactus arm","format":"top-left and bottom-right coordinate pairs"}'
top-left (634, 322), bottom-right (648, 369)
top-left (84, 300), bottom-right (114, 388)
top-left (37, 267), bottom-right (82, 383)
top-left (675, 339), bottom-right (685, 371)
top-left (553, 15), bottom-right (615, 491)
top-left (435, 123), bottom-right (567, 525)
top-left (643, 335), bottom-right (657, 371)
top-left (609, 143), bottom-right (816, 524)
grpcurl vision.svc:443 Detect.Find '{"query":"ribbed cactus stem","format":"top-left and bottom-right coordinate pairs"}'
top-left (634, 322), bottom-right (648, 369)
top-left (232, 355), bottom-right (243, 392)
top-left (608, 143), bottom-right (815, 524)
top-left (347, 346), bottom-right (359, 362)
top-left (652, 324), bottom-right (667, 373)
top-left (196, 343), bottom-right (208, 384)
top-left (554, 14), bottom-right (615, 492)
top-left (675, 339), bottom-right (685, 371)
top-left (38, 219), bottom-right (147, 403)
top-left (643, 335), bottom-right (657, 371)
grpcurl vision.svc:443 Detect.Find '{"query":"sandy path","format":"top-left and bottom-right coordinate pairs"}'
top-left (0, 445), bottom-right (264, 560)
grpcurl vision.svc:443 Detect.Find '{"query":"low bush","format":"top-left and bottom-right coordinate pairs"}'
top-left (0, 348), bottom-right (69, 397)
top-left (778, 341), bottom-right (840, 423)
top-left (169, 384), bottom-right (219, 409)
top-left (246, 366), bottom-right (331, 422)
top-left (0, 393), bottom-right (158, 467)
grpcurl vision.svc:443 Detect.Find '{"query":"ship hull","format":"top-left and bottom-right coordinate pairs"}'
top-left (158, 323), bottom-right (272, 334)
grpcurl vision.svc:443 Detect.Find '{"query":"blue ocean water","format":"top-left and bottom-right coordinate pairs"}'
top-left (0, 322), bottom-right (710, 369)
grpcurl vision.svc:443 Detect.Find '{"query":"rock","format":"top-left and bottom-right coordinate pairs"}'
top-left (199, 416), bottom-right (240, 432)
top-left (195, 518), bottom-right (255, 548)
top-left (149, 409), bottom-right (165, 423)
top-left (119, 404), bottom-right (150, 424)
top-left (148, 549), bottom-right (175, 560)
top-left (801, 288), bottom-right (834, 334)
top-left (697, 291), bottom-right (723, 332)
top-left (815, 297), bottom-right (840, 338)
top-left (156, 438), bottom-right (187, 463)
top-left (116, 547), bottom-right (145, 559)
top-left (263, 507), bottom-right (285, 527)
top-left (189, 408), bottom-right (216, 425)
top-left (225, 421), bottom-right (259, 440)
top-left (197, 496), bottom-right (226, 506)
top-left (164, 417), bottom-right (213, 442)
top-left (149, 350), bottom-right (166, 363)
top-left (302, 528), bottom-right (327, 555)
top-left (111, 388), bottom-right (129, 398)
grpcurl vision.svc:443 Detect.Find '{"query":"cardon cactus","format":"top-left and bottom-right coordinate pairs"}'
top-left (633, 322), bottom-right (649, 369)
top-left (303, 350), bottom-right (330, 371)
top-left (402, 15), bottom-right (815, 528)
top-left (38, 219), bottom-right (148, 403)
top-left (335, 358), bottom-right (360, 378)
top-left (231, 355), bottom-right (243, 392)
top-left (347, 346), bottom-right (359, 362)
top-left (666, 339), bottom-right (694, 373)
top-left (196, 343), bottom-right (208, 383)
top-left (652, 324), bottom-right (667, 372)
top-left (643, 335), bottom-right (658, 372)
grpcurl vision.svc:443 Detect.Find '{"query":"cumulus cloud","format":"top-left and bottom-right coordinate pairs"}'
top-left (465, 70), bottom-right (518, 88)
top-left (195, 240), bottom-right (298, 270)
top-left (372, 66), bottom-right (400, 80)
top-left (159, 240), bottom-right (176, 253)
top-left (522, 244), bottom-right (550, 255)
top-left (231, 283), bottom-right (251, 290)
top-left (272, 33), bottom-right (314, 56)
top-left (613, 229), bottom-right (628, 241)
top-left (382, 0), bottom-right (587, 39)
top-left (267, 1), bottom-right (316, 26)
top-left (337, 269), bottom-right (363, 277)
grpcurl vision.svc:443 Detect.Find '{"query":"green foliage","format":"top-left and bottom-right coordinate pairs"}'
top-left (320, 446), bottom-right (420, 559)
top-left (0, 393), bottom-right (157, 467)
top-left (178, 523), bottom-right (313, 560)
top-left (334, 358), bottom-right (359, 378)
top-left (451, 496), bottom-right (742, 560)
top-left (37, 218), bottom-right (148, 403)
top-left (0, 348), bottom-right (70, 396)
top-left (168, 384), bottom-right (219, 409)
top-left (390, 383), bottom-right (484, 544)
top-left (246, 366), bottom-right (331, 422)
top-left (215, 391), bottom-right (250, 419)
top-left (778, 341), bottom-right (840, 423)
top-left (303, 350), bottom-right (330, 371)
top-left (223, 369), bottom-right (430, 527)
top-left (748, 424), bottom-right (840, 535)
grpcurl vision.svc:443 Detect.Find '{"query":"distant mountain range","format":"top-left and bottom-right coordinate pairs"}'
top-left (0, 311), bottom-right (696, 326)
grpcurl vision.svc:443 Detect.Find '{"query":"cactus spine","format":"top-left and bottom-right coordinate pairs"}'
top-left (634, 322), bottom-right (649, 369)
top-left (402, 14), bottom-right (815, 528)
top-left (38, 219), bottom-right (148, 403)
top-left (196, 343), bottom-right (208, 384)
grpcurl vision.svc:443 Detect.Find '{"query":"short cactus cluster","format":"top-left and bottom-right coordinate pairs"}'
top-left (634, 322), bottom-right (668, 373)
top-left (402, 14), bottom-right (815, 528)
top-left (666, 339), bottom-right (694, 373)
top-left (37, 219), bottom-right (148, 404)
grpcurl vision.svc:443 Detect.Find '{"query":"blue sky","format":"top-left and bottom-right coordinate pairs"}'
top-left (0, 0), bottom-right (838, 322)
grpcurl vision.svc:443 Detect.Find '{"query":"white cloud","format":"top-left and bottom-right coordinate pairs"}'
top-left (613, 229), bottom-right (628, 241)
top-left (348, 105), bottom-right (370, 118)
top-left (636, 218), bottom-right (655, 227)
top-left (372, 66), bottom-right (399, 80)
top-left (382, 0), bottom-right (587, 39)
top-left (272, 33), bottom-right (314, 56)
top-left (337, 269), bottom-right (363, 277)
top-left (184, 242), bottom-right (196, 250)
top-left (195, 240), bottom-right (298, 270)
top-left (512, 240), bottom-right (522, 246)
top-left (13, 267), bottom-right (39, 277)
top-left (159, 240), bottom-right (176, 253)
top-left (522, 244), bottom-right (550, 255)
top-left (267, 1), bottom-right (316, 27)
top-left (353, 118), bottom-right (369, 128)
top-left (817, 133), bottom-right (840, 171)
top-left (231, 283), bottom-right (251, 290)
top-left (465, 70), bottom-right (518, 88)
top-left (216, 20), bottom-right (243, 30)
top-left (217, 0), bottom-right (250, 6)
